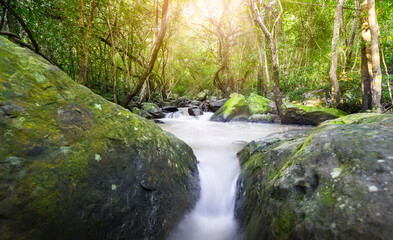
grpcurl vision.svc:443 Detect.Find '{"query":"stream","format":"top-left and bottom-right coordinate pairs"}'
top-left (160, 110), bottom-right (304, 240)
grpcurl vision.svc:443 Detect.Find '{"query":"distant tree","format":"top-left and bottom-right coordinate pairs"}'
top-left (329, 0), bottom-right (345, 107)
top-left (122, 0), bottom-right (169, 107)
top-left (249, 0), bottom-right (283, 118)
top-left (78, 0), bottom-right (96, 85)
top-left (361, 0), bottom-right (382, 111)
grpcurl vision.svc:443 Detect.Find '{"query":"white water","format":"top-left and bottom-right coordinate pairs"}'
top-left (160, 110), bottom-right (303, 240)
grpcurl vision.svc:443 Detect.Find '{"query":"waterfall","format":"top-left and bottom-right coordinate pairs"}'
top-left (160, 111), bottom-right (300, 240)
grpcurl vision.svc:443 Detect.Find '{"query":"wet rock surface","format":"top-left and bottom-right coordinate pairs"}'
top-left (281, 103), bottom-right (347, 126)
top-left (210, 93), bottom-right (274, 123)
top-left (236, 113), bottom-right (393, 240)
top-left (0, 37), bottom-right (199, 240)
top-left (141, 102), bottom-right (165, 118)
top-left (188, 107), bottom-right (203, 116)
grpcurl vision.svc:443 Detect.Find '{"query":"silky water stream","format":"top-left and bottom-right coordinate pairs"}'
top-left (160, 110), bottom-right (303, 240)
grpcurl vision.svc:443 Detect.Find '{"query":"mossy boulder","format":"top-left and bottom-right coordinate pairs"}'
top-left (131, 107), bottom-right (153, 119)
top-left (281, 102), bottom-right (347, 126)
top-left (247, 93), bottom-right (274, 114)
top-left (210, 93), bottom-right (249, 122)
top-left (210, 93), bottom-right (274, 122)
top-left (0, 37), bottom-right (199, 240)
top-left (235, 113), bottom-right (393, 240)
top-left (141, 102), bottom-right (165, 119)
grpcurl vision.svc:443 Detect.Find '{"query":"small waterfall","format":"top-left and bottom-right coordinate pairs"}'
top-left (165, 107), bottom-right (189, 118)
top-left (160, 112), bottom-right (302, 240)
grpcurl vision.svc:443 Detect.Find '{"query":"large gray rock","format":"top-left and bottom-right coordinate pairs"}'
top-left (0, 37), bottom-right (199, 240)
top-left (236, 113), bottom-right (393, 240)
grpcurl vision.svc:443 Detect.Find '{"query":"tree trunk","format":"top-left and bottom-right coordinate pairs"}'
top-left (329, 0), bottom-right (345, 107)
top-left (345, 0), bottom-right (360, 71)
top-left (122, 0), bottom-right (169, 107)
top-left (361, 43), bottom-right (372, 111)
top-left (106, 18), bottom-right (117, 103)
top-left (250, 0), bottom-right (283, 118)
top-left (271, 43), bottom-right (283, 117)
top-left (361, 0), bottom-right (372, 111)
top-left (381, 43), bottom-right (393, 105)
top-left (367, 0), bottom-right (382, 110)
top-left (78, 0), bottom-right (96, 85)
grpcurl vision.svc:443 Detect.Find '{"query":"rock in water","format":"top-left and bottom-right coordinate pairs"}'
top-left (141, 102), bottom-right (165, 119)
top-left (207, 98), bottom-right (227, 112)
top-left (0, 37), bottom-right (199, 240)
top-left (210, 93), bottom-right (274, 123)
top-left (235, 113), bottom-right (393, 240)
top-left (281, 102), bottom-right (347, 126)
top-left (210, 93), bottom-right (250, 122)
top-left (188, 107), bottom-right (203, 116)
top-left (162, 106), bottom-right (178, 113)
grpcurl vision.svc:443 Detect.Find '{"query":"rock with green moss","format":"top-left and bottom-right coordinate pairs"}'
top-left (210, 93), bottom-right (250, 122)
top-left (281, 102), bottom-right (347, 126)
top-left (0, 37), bottom-right (199, 240)
top-left (235, 113), bottom-right (393, 240)
top-left (210, 93), bottom-right (274, 122)
top-left (247, 93), bottom-right (274, 115)
top-left (141, 102), bottom-right (165, 119)
top-left (132, 106), bottom-right (154, 119)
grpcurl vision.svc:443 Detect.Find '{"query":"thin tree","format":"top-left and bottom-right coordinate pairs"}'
top-left (367, 0), bottom-right (382, 110)
top-left (249, 0), bottom-right (283, 118)
top-left (78, 0), bottom-right (96, 85)
top-left (329, 0), bottom-right (345, 107)
top-left (360, 0), bottom-right (382, 111)
top-left (122, 0), bottom-right (169, 107)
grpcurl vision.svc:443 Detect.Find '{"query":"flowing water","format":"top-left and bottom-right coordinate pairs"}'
top-left (160, 110), bottom-right (304, 240)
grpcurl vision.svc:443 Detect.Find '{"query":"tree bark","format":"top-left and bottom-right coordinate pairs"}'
top-left (360, 0), bottom-right (372, 111)
top-left (122, 0), bottom-right (169, 107)
top-left (381, 42), bottom-right (393, 105)
top-left (106, 17), bottom-right (117, 103)
top-left (78, 0), bottom-right (96, 85)
top-left (329, 0), bottom-right (345, 107)
top-left (361, 43), bottom-right (372, 111)
top-left (250, 0), bottom-right (283, 118)
top-left (345, 0), bottom-right (360, 71)
top-left (367, 0), bottom-right (382, 110)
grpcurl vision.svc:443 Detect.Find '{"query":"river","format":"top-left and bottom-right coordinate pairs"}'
top-left (160, 110), bottom-right (304, 240)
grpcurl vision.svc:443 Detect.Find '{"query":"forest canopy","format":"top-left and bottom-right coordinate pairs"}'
top-left (1, 0), bottom-right (392, 113)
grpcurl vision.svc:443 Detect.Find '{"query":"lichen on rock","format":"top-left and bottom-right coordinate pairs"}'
top-left (236, 113), bottom-right (393, 240)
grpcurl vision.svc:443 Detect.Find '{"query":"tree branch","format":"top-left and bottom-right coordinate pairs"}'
top-left (0, 0), bottom-right (40, 53)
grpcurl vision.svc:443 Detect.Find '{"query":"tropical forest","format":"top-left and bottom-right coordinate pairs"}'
top-left (0, 0), bottom-right (392, 239)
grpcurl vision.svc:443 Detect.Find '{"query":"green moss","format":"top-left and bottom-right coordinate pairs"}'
top-left (283, 103), bottom-right (347, 117)
top-left (293, 134), bottom-right (313, 157)
top-left (273, 208), bottom-right (296, 239)
top-left (246, 93), bottom-right (273, 115)
top-left (319, 182), bottom-right (337, 208)
top-left (142, 103), bottom-right (160, 112)
top-left (223, 93), bottom-right (247, 116)
top-left (321, 113), bottom-right (393, 126)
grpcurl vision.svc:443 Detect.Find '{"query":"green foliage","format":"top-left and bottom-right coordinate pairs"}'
top-left (1, 0), bottom-right (391, 110)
